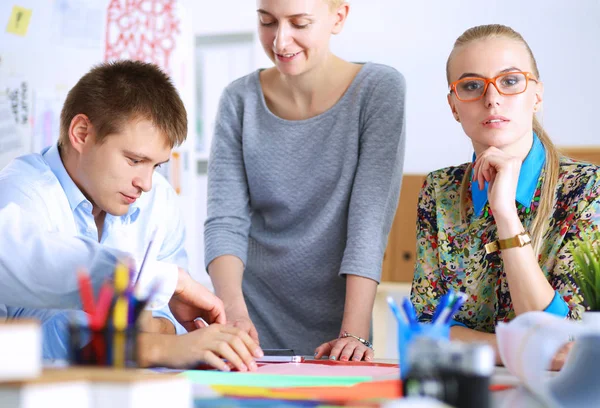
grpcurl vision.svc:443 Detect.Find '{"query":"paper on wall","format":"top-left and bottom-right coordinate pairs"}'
top-left (32, 91), bottom-right (66, 152)
top-left (105, 0), bottom-right (180, 73)
top-left (0, 78), bottom-right (32, 168)
top-left (0, 94), bottom-right (20, 150)
top-left (5, 5), bottom-right (32, 37)
top-left (52, 0), bottom-right (104, 48)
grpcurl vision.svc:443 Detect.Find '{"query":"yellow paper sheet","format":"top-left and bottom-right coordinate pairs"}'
top-left (6, 5), bottom-right (32, 36)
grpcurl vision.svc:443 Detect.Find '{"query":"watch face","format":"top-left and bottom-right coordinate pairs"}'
top-left (519, 233), bottom-right (531, 246)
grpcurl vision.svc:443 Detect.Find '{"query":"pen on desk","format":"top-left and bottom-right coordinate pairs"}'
top-left (77, 272), bottom-right (108, 365)
top-left (114, 262), bottom-right (129, 293)
top-left (89, 282), bottom-right (111, 365)
top-left (432, 291), bottom-right (455, 324)
top-left (75, 272), bottom-right (96, 365)
top-left (489, 384), bottom-right (515, 392)
top-left (434, 291), bottom-right (463, 326)
top-left (401, 297), bottom-right (418, 328)
top-left (134, 227), bottom-right (158, 286)
top-left (128, 289), bottom-right (136, 326)
top-left (112, 262), bottom-right (130, 329)
top-left (112, 262), bottom-right (130, 366)
top-left (133, 277), bottom-right (163, 324)
top-left (112, 293), bottom-right (129, 331)
top-left (386, 296), bottom-right (406, 325)
top-left (443, 292), bottom-right (468, 325)
top-left (194, 317), bottom-right (209, 329)
top-left (127, 259), bottom-right (137, 291)
top-left (77, 270), bottom-right (96, 319)
top-left (91, 281), bottom-right (114, 330)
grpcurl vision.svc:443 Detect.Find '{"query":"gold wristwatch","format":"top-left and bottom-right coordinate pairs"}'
top-left (485, 231), bottom-right (531, 254)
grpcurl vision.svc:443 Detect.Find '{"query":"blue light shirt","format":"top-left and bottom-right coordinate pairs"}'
top-left (0, 203), bottom-right (125, 307)
top-left (0, 144), bottom-right (186, 358)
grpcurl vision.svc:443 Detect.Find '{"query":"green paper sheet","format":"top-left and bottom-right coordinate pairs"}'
top-left (181, 371), bottom-right (371, 388)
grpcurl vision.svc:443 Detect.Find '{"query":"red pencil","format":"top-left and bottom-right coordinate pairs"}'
top-left (77, 270), bottom-right (96, 318)
top-left (489, 384), bottom-right (515, 392)
top-left (91, 282), bottom-right (114, 330)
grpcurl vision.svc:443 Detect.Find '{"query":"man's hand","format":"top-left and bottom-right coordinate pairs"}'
top-left (138, 325), bottom-right (264, 371)
top-left (169, 268), bottom-right (226, 332)
top-left (137, 311), bottom-right (176, 334)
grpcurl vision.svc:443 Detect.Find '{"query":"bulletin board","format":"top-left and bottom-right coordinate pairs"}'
top-left (0, 0), bottom-right (195, 179)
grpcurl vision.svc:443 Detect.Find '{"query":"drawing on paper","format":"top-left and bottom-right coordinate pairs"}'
top-left (104, 0), bottom-right (180, 72)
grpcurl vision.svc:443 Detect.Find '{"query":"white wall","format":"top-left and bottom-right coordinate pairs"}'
top-left (6, 1), bottom-right (594, 286)
top-left (0, 0), bottom-right (202, 282)
top-left (194, 0), bottom-right (600, 174)
top-left (331, 0), bottom-right (600, 173)
top-left (191, 0), bottom-right (600, 282)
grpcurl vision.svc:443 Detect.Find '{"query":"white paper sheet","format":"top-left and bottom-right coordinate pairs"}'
top-left (496, 311), bottom-right (600, 408)
top-left (0, 78), bottom-right (31, 169)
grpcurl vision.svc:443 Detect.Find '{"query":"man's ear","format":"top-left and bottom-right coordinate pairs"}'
top-left (68, 114), bottom-right (93, 154)
top-left (331, 3), bottom-right (350, 35)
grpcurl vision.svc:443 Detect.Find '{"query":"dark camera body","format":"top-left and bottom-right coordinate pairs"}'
top-left (402, 338), bottom-right (494, 408)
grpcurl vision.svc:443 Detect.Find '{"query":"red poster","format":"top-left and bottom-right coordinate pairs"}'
top-left (105, 0), bottom-right (180, 72)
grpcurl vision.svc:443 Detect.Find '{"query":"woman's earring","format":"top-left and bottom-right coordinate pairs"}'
top-left (454, 114), bottom-right (461, 122)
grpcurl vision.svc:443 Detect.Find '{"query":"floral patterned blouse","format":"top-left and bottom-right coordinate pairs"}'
top-left (410, 156), bottom-right (600, 333)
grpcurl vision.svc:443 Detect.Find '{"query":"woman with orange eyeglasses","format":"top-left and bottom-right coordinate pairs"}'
top-left (410, 24), bottom-right (600, 370)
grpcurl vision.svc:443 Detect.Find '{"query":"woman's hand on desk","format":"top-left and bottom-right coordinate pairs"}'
top-left (225, 306), bottom-right (260, 345)
top-left (314, 336), bottom-right (374, 362)
top-left (550, 341), bottom-right (573, 371)
top-left (451, 326), bottom-right (575, 370)
top-left (139, 324), bottom-right (263, 371)
top-left (169, 268), bottom-right (226, 332)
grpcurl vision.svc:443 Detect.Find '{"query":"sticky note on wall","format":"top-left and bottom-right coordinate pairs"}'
top-left (6, 5), bottom-right (32, 37)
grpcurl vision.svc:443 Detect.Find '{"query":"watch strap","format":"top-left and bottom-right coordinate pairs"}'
top-left (485, 231), bottom-right (531, 254)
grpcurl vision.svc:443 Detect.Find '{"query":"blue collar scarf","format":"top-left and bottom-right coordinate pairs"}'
top-left (471, 133), bottom-right (546, 217)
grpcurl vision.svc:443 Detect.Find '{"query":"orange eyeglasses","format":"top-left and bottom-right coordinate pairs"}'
top-left (449, 71), bottom-right (538, 102)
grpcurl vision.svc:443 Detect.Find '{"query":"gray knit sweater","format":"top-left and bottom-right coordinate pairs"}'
top-left (205, 62), bottom-right (406, 355)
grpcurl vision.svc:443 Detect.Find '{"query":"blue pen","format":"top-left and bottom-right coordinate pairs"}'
top-left (401, 297), bottom-right (418, 327)
top-left (443, 292), bottom-right (468, 325)
top-left (128, 290), bottom-right (137, 326)
top-left (432, 291), bottom-right (455, 324)
top-left (431, 292), bottom-right (448, 322)
top-left (387, 296), bottom-right (406, 325)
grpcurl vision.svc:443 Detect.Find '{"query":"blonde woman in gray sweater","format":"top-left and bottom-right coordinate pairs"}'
top-left (205, 0), bottom-right (406, 361)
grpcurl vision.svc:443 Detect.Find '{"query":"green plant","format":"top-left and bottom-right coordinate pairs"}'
top-left (569, 231), bottom-right (600, 311)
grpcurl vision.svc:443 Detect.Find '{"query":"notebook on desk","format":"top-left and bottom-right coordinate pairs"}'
top-left (0, 320), bottom-right (41, 382)
top-left (0, 368), bottom-right (192, 408)
top-left (0, 369), bottom-right (90, 408)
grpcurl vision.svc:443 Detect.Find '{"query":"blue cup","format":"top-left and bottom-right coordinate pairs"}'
top-left (398, 321), bottom-right (450, 379)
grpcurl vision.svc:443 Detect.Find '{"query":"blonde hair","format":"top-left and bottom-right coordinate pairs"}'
top-left (448, 24), bottom-right (560, 257)
top-left (326, 0), bottom-right (345, 10)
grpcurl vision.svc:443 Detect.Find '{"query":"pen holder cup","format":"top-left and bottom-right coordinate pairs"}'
top-left (68, 324), bottom-right (139, 368)
top-left (398, 322), bottom-right (450, 379)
